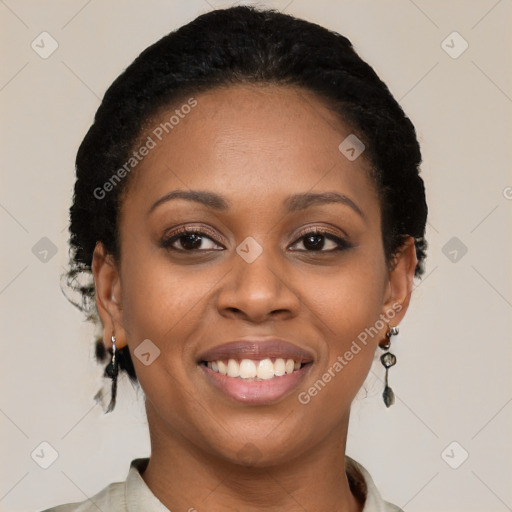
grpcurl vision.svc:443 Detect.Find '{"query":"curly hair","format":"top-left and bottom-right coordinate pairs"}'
top-left (66, 6), bottom-right (428, 392)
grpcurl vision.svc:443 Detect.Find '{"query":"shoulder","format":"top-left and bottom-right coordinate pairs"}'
top-left (345, 456), bottom-right (404, 512)
top-left (381, 502), bottom-right (404, 512)
top-left (38, 480), bottom-right (125, 512)
top-left (38, 458), bottom-right (160, 512)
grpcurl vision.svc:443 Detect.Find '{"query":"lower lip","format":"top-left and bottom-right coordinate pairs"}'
top-left (199, 363), bottom-right (312, 404)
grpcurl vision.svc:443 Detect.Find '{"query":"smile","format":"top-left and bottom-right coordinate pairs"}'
top-left (202, 357), bottom-right (306, 380)
top-left (197, 337), bottom-right (314, 404)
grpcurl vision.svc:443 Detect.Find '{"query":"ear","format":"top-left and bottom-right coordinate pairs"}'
top-left (91, 242), bottom-right (127, 350)
top-left (382, 236), bottom-right (418, 325)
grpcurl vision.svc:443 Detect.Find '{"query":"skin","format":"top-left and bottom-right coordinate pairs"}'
top-left (92, 84), bottom-right (417, 512)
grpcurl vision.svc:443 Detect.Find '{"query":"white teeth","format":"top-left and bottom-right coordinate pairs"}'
top-left (274, 358), bottom-right (286, 376)
top-left (227, 359), bottom-right (240, 378)
top-left (239, 359), bottom-right (257, 379)
top-left (217, 360), bottom-right (227, 375)
top-left (257, 358), bottom-right (274, 380)
top-left (206, 357), bottom-right (305, 380)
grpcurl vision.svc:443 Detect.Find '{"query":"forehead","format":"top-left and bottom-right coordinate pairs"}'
top-left (121, 84), bottom-right (379, 216)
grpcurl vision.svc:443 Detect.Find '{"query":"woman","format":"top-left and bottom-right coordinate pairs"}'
top-left (45, 5), bottom-right (427, 511)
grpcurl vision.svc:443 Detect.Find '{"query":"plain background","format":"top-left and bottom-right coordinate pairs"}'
top-left (1, 1), bottom-right (511, 511)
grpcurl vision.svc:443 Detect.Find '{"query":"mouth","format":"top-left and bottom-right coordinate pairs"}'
top-left (199, 357), bottom-right (310, 380)
top-left (197, 338), bottom-right (314, 404)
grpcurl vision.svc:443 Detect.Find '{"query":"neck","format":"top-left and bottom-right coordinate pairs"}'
top-left (141, 402), bottom-right (363, 512)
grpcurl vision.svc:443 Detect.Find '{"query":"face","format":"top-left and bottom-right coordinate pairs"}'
top-left (93, 84), bottom-right (415, 466)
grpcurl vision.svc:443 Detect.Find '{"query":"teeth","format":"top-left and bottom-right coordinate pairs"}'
top-left (206, 357), bottom-right (304, 380)
top-left (227, 359), bottom-right (239, 378)
top-left (239, 359), bottom-right (257, 379)
top-left (274, 358), bottom-right (286, 376)
top-left (217, 360), bottom-right (227, 375)
top-left (256, 358), bottom-right (274, 380)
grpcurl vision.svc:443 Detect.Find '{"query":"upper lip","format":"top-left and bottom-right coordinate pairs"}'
top-left (198, 337), bottom-right (315, 363)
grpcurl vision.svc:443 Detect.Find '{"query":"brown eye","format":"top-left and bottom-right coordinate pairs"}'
top-left (161, 228), bottom-right (224, 251)
top-left (303, 234), bottom-right (327, 250)
top-left (290, 229), bottom-right (350, 252)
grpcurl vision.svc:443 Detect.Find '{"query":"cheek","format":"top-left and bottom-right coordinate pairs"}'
top-left (120, 254), bottom-right (216, 343)
top-left (118, 250), bottom-right (238, 447)
top-left (314, 250), bottom-right (387, 338)
top-left (310, 250), bottom-right (387, 383)
top-left (118, 246), bottom-right (227, 390)
top-left (294, 271), bottom-right (385, 423)
top-left (117, 254), bottom-right (206, 409)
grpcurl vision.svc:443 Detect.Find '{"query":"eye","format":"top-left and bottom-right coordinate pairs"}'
top-left (161, 226), bottom-right (350, 253)
top-left (289, 227), bottom-right (350, 252)
top-left (160, 227), bottom-right (224, 251)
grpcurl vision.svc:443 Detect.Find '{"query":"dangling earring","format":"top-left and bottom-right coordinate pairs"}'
top-left (379, 326), bottom-right (399, 408)
top-left (104, 334), bottom-right (119, 413)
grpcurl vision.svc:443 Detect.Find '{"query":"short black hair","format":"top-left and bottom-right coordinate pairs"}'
top-left (66, 6), bottom-right (428, 391)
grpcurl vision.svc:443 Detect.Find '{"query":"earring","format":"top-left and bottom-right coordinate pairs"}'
top-left (379, 326), bottom-right (399, 408)
top-left (104, 334), bottom-right (119, 413)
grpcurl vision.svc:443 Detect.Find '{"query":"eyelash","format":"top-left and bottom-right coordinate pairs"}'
top-left (160, 226), bottom-right (351, 253)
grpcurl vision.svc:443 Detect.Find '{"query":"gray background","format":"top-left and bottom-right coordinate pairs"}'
top-left (1, 1), bottom-right (511, 511)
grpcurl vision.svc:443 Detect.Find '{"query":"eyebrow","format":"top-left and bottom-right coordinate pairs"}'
top-left (284, 191), bottom-right (365, 219)
top-left (149, 190), bottom-right (229, 213)
top-left (149, 189), bottom-right (365, 219)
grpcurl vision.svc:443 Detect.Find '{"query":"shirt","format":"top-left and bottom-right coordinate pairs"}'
top-left (41, 457), bottom-right (403, 512)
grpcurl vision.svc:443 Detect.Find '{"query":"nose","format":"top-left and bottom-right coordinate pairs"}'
top-left (216, 247), bottom-right (301, 324)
